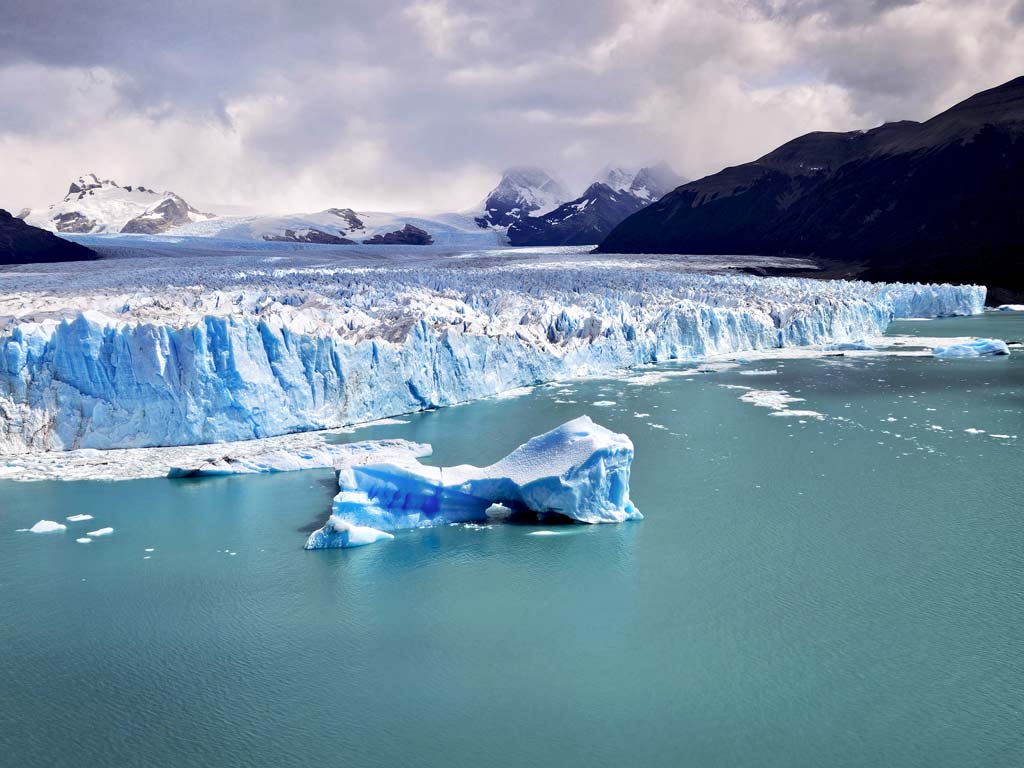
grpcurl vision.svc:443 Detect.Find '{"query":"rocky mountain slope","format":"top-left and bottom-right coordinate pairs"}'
top-left (0, 209), bottom-right (97, 265)
top-left (598, 77), bottom-right (1024, 302)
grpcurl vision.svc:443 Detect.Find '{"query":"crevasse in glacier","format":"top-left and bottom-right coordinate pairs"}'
top-left (0, 258), bottom-right (986, 452)
top-left (304, 416), bottom-right (640, 549)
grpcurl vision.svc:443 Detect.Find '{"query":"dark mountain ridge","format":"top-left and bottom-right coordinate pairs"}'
top-left (0, 209), bottom-right (98, 265)
top-left (599, 76), bottom-right (1024, 303)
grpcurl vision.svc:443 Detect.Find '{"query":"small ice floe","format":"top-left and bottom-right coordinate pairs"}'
top-left (144, 547), bottom-right (155, 552)
top-left (822, 340), bottom-right (874, 351)
top-left (168, 439), bottom-right (430, 478)
top-left (86, 527), bottom-right (114, 537)
top-left (932, 339), bottom-right (1010, 358)
top-left (592, 400), bottom-right (616, 407)
top-left (66, 514), bottom-right (93, 522)
top-left (739, 369), bottom-right (778, 376)
top-left (773, 410), bottom-right (826, 419)
top-left (28, 520), bottom-right (66, 534)
top-left (76, 537), bottom-right (91, 544)
top-left (990, 434), bottom-right (1017, 440)
top-left (485, 503), bottom-right (513, 519)
top-left (738, 390), bottom-right (825, 419)
top-left (964, 428), bottom-right (986, 434)
top-left (356, 417), bottom-right (411, 427)
top-left (528, 530), bottom-right (560, 536)
top-left (633, 412), bottom-right (650, 418)
top-left (304, 515), bottom-right (395, 549)
top-left (628, 370), bottom-right (694, 387)
top-left (493, 387), bottom-right (535, 400)
top-left (995, 304), bottom-right (1024, 311)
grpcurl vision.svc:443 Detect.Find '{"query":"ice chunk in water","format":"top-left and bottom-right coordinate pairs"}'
top-left (28, 520), bottom-right (66, 534)
top-left (305, 416), bottom-right (640, 549)
top-left (932, 339), bottom-right (1010, 358)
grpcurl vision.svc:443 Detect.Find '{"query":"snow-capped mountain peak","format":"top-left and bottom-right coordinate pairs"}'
top-left (22, 175), bottom-right (215, 235)
top-left (504, 163), bottom-right (687, 247)
top-left (598, 166), bottom-right (641, 193)
top-left (627, 162), bottom-right (686, 201)
top-left (474, 166), bottom-right (568, 229)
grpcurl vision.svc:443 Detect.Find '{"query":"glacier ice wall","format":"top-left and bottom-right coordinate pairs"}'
top-left (0, 261), bottom-right (985, 451)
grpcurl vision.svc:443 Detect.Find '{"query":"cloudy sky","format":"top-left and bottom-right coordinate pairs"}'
top-left (2, 0), bottom-right (1023, 214)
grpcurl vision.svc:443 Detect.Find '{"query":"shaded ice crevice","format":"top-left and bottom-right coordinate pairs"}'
top-left (0, 266), bottom-right (985, 452)
top-left (305, 416), bottom-right (640, 549)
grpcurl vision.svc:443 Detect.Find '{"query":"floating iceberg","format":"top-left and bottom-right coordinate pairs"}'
top-left (304, 516), bottom-right (396, 549)
top-left (996, 304), bottom-right (1024, 311)
top-left (305, 416), bottom-right (640, 549)
top-left (932, 339), bottom-right (1010, 358)
top-left (28, 520), bottom-right (66, 534)
top-left (86, 527), bottom-right (114, 537)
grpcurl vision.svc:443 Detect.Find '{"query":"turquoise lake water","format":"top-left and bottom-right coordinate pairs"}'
top-left (2, 313), bottom-right (1022, 767)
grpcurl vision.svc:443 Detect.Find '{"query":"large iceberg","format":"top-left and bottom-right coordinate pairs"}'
top-left (933, 339), bottom-right (1010, 358)
top-left (305, 416), bottom-right (640, 549)
top-left (0, 249), bottom-right (986, 452)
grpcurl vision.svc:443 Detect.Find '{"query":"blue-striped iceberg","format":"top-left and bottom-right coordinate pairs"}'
top-left (304, 416), bottom-right (640, 549)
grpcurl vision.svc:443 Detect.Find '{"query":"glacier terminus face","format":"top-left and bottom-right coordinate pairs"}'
top-left (0, 246), bottom-right (986, 452)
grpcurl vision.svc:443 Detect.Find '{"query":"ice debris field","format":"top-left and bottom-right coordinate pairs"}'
top-left (0, 248), bottom-right (987, 453)
top-left (305, 416), bottom-right (640, 549)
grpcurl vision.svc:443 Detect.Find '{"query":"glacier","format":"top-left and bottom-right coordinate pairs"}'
top-left (0, 249), bottom-right (985, 452)
top-left (305, 416), bottom-right (640, 549)
top-left (932, 338), bottom-right (1010, 358)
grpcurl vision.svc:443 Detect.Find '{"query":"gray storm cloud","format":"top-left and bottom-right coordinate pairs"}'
top-left (1, 0), bottom-right (1022, 213)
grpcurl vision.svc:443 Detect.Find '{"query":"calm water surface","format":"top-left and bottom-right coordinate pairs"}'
top-left (2, 313), bottom-right (1022, 767)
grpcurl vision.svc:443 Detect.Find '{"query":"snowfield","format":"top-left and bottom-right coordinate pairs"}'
top-left (0, 244), bottom-right (985, 452)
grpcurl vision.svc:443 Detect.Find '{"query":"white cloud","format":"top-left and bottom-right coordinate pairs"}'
top-left (1, 0), bottom-right (1021, 214)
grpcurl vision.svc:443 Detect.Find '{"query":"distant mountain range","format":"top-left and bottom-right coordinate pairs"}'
top-left (598, 76), bottom-right (1024, 302)
top-left (11, 164), bottom-right (681, 252)
top-left (506, 163), bottom-right (684, 246)
top-left (20, 73), bottom-right (1024, 301)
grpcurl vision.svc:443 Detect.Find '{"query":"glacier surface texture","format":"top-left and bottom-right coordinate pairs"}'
top-left (305, 415), bottom-right (640, 549)
top-left (0, 250), bottom-right (985, 451)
